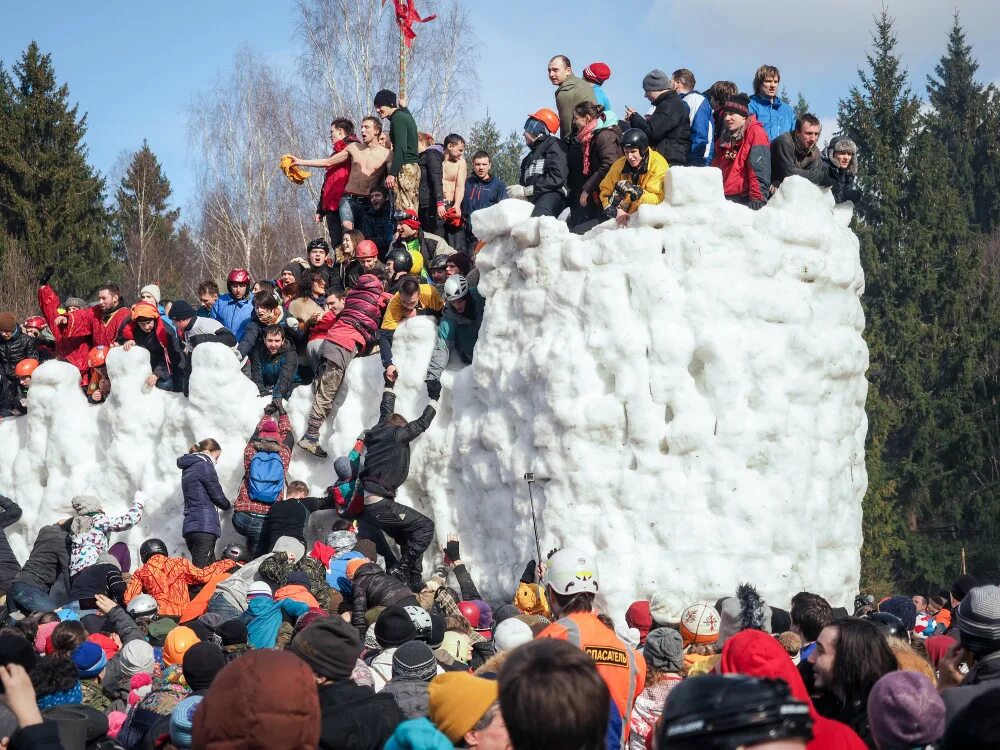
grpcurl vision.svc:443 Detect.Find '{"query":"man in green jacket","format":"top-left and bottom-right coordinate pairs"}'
top-left (548, 54), bottom-right (596, 139)
top-left (375, 89), bottom-right (420, 212)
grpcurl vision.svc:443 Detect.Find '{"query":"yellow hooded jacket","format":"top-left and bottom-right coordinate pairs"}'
top-left (599, 150), bottom-right (668, 214)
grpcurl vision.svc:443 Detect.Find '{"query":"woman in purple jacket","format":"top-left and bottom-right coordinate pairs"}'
top-left (176, 438), bottom-right (232, 566)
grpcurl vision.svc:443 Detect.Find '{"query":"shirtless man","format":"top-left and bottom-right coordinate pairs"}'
top-left (293, 116), bottom-right (390, 233)
top-left (440, 134), bottom-right (467, 251)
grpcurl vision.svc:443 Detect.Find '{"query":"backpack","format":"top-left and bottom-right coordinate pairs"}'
top-left (248, 451), bottom-right (285, 503)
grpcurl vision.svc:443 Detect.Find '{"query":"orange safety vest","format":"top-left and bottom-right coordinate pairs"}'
top-left (539, 612), bottom-right (645, 747)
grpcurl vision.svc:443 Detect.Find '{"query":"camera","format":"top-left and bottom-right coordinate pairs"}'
top-left (604, 180), bottom-right (643, 219)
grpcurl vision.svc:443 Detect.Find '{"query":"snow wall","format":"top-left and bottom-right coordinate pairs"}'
top-left (0, 169), bottom-right (868, 619)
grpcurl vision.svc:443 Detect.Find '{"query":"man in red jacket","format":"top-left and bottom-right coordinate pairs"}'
top-left (711, 93), bottom-right (771, 209)
top-left (57, 282), bottom-right (130, 352)
top-left (291, 118), bottom-right (359, 248)
top-left (37, 268), bottom-right (90, 383)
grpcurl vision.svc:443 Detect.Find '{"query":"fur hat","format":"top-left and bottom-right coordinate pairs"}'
top-left (649, 591), bottom-right (685, 626)
top-left (718, 583), bottom-right (772, 646)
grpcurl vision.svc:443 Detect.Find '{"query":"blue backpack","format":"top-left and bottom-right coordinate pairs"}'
top-left (248, 451), bottom-right (285, 503)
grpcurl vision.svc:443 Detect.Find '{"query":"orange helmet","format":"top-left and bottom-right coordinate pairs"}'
top-left (162, 625), bottom-right (200, 666)
top-left (527, 108), bottom-right (560, 135)
top-left (88, 345), bottom-right (108, 368)
top-left (15, 359), bottom-right (39, 378)
top-left (355, 240), bottom-right (379, 260)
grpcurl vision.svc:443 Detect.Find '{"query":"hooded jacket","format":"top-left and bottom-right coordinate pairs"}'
top-left (749, 93), bottom-right (796, 142)
top-left (554, 73), bottom-right (597, 138)
top-left (359, 390), bottom-right (436, 499)
top-left (318, 679), bottom-right (405, 749)
top-left (38, 285), bottom-right (90, 377)
top-left (350, 562), bottom-right (415, 632)
top-left (250, 339), bottom-right (299, 400)
top-left (719, 630), bottom-right (866, 750)
top-left (624, 90), bottom-right (691, 166)
top-left (177, 452), bottom-right (232, 536)
top-left (241, 595), bottom-right (309, 649)
top-left (519, 134), bottom-right (568, 200)
top-left (426, 289), bottom-right (485, 382)
top-left (0, 495), bottom-right (22, 593)
top-left (712, 114), bottom-right (771, 208)
top-left (124, 555), bottom-right (235, 617)
top-left (13, 523), bottom-right (70, 593)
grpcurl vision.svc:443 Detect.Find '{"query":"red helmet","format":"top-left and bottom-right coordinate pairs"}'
top-left (227, 268), bottom-right (251, 285)
top-left (355, 240), bottom-right (379, 260)
top-left (15, 359), bottom-right (39, 378)
top-left (88, 345), bottom-right (108, 368)
top-left (457, 601), bottom-right (481, 628)
top-left (23, 316), bottom-right (46, 330)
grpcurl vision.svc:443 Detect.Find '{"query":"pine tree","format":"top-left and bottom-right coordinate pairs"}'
top-left (113, 140), bottom-right (183, 297)
top-left (466, 113), bottom-right (524, 187)
top-left (793, 92), bottom-right (810, 121)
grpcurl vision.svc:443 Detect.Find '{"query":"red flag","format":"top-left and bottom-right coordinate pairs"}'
top-left (383, 0), bottom-right (437, 48)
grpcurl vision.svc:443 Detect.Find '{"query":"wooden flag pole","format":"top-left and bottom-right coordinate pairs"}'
top-left (398, 8), bottom-right (407, 103)
top-left (961, 547), bottom-right (967, 575)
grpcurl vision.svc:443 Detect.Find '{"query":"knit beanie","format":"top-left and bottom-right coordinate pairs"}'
top-left (334, 456), bottom-right (353, 482)
top-left (71, 494), bottom-right (103, 516)
top-left (625, 601), bottom-right (653, 644)
top-left (722, 93), bottom-right (751, 117)
top-left (119, 640), bottom-right (155, 678)
top-left (446, 252), bottom-right (472, 277)
top-left (374, 89), bottom-right (397, 108)
top-left (291, 616), bottom-right (362, 681)
top-left (958, 585), bottom-right (1000, 656)
top-left (428, 672), bottom-right (499, 743)
top-left (880, 595), bottom-right (918, 632)
top-left (182, 642), bottom-right (226, 691)
top-left (72, 641), bottom-right (108, 679)
top-left (392, 640), bottom-right (438, 682)
top-left (644, 627), bottom-right (684, 672)
top-left (286, 570), bottom-right (311, 587)
top-left (867, 671), bottom-right (945, 749)
top-left (35, 621), bottom-right (59, 655)
top-left (649, 591), bottom-right (685, 626)
top-left (583, 62), bottom-right (611, 85)
top-left (493, 617), bottom-right (533, 653)
top-left (64, 297), bottom-right (86, 310)
top-left (170, 695), bottom-right (203, 749)
top-left (217, 619), bottom-right (248, 647)
top-left (678, 603), bottom-right (721, 646)
top-left (168, 300), bottom-right (197, 322)
top-left (273, 536), bottom-right (305, 562)
top-left (139, 284), bottom-right (162, 304)
top-left (472, 600), bottom-right (493, 630)
top-left (642, 68), bottom-right (670, 92)
top-left (247, 581), bottom-right (273, 600)
top-left (375, 605), bottom-right (417, 648)
top-left (258, 418), bottom-right (280, 441)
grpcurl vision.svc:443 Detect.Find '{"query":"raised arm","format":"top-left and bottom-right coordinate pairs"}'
top-left (95, 491), bottom-right (147, 533)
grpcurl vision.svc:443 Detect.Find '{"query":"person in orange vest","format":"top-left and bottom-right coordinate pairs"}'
top-left (537, 548), bottom-right (645, 750)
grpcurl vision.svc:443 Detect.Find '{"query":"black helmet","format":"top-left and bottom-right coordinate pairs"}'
top-left (306, 237), bottom-right (330, 252)
top-left (657, 674), bottom-right (813, 749)
top-left (865, 611), bottom-right (907, 639)
top-left (620, 128), bottom-right (649, 153)
top-left (429, 254), bottom-right (450, 273)
top-left (140, 538), bottom-right (168, 564)
top-left (220, 543), bottom-right (250, 563)
top-left (385, 248), bottom-right (413, 274)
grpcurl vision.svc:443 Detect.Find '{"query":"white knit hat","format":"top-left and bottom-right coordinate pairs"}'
top-left (139, 284), bottom-right (162, 304)
top-left (649, 591), bottom-right (686, 626)
top-left (493, 618), bottom-right (533, 653)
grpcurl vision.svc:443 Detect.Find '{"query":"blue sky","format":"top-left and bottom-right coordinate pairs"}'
top-left (3, 0), bottom-right (998, 215)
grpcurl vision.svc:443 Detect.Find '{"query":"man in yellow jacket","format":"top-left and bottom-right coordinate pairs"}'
top-left (599, 128), bottom-right (668, 226)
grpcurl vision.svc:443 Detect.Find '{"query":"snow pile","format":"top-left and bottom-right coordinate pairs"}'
top-left (0, 169), bottom-right (867, 619)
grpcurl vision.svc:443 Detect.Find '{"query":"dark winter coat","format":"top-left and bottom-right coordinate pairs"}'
top-left (14, 523), bottom-right (71, 593)
top-left (576, 125), bottom-right (623, 199)
top-left (0, 495), bottom-right (22, 594)
top-left (65, 562), bottom-right (119, 604)
top-left (330, 259), bottom-right (385, 296)
top-left (260, 496), bottom-right (329, 551)
top-left (383, 679), bottom-right (430, 719)
top-left (419, 145), bottom-right (445, 210)
top-left (359, 390), bottom-right (436, 499)
top-left (941, 651), bottom-right (1000, 723)
top-left (822, 139), bottom-right (861, 205)
top-left (519, 134), bottom-right (569, 199)
top-left (462, 173), bottom-right (507, 216)
top-left (361, 205), bottom-right (396, 256)
top-left (770, 131), bottom-right (831, 189)
top-left (0, 326), bottom-right (38, 407)
top-left (177, 452), bottom-right (232, 536)
top-left (250, 339), bottom-right (298, 400)
top-left (296, 261), bottom-right (337, 296)
top-left (238, 307), bottom-right (302, 358)
top-left (624, 90), bottom-right (691, 166)
top-left (318, 679), bottom-right (405, 750)
top-left (116, 317), bottom-right (183, 380)
top-left (350, 562), bottom-right (415, 631)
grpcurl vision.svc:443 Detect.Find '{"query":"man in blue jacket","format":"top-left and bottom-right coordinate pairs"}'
top-left (671, 68), bottom-right (714, 166)
top-left (749, 64), bottom-right (796, 143)
top-left (210, 268), bottom-right (255, 340)
top-left (461, 151), bottom-right (507, 248)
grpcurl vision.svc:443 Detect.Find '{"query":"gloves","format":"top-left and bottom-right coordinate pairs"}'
top-left (426, 379), bottom-right (441, 401)
top-left (263, 401), bottom-right (278, 416)
top-left (39, 266), bottom-right (55, 287)
top-left (270, 398), bottom-right (286, 416)
top-left (445, 539), bottom-right (460, 563)
top-left (520, 561), bottom-right (537, 584)
top-left (106, 569), bottom-right (126, 605)
top-left (383, 371), bottom-right (396, 389)
top-left (506, 184), bottom-right (527, 200)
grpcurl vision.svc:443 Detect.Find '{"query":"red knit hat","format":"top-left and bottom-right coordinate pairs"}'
top-left (259, 418), bottom-right (280, 441)
top-left (583, 62), bottom-right (611, 85)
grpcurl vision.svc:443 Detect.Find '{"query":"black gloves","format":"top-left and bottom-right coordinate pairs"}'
top-left (520, 561), bottom-right (537, 584)
top-left (106, 570), bottom-right (127, 605)
top-left (383, 371), bottom-right (396, 389)
top-left (39, 266), bottom-right (55, 287)
top-left (444, 539), bottom-right (460, 563)
top-left (426, 379), bottom-right (441, 401)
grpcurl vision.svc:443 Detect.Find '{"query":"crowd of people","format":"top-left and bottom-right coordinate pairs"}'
top-left (0, 55), bottom-right (911, 750)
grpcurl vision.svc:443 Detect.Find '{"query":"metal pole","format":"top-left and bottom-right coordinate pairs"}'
top-left (524, 473), bottom-right (543, 567)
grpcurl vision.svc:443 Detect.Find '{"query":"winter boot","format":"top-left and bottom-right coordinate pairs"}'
top-left (297, 435), bottom-right (328, 458)
top-left (388, 564), bottom-right (410, 586)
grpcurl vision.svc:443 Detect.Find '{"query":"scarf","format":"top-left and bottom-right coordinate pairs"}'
top-left (576, 118), bottom-right (600, 175)
top-left (719, 119), bottom-right (748, 153)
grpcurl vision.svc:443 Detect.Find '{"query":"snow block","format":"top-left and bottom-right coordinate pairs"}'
top-left (0, 171), bottom-right (867, 619)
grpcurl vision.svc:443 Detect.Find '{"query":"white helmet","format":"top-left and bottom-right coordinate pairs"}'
top-left (126, 594), bottom-right (159, 617)
top-left (545, 548), bottom-right (599, 596)
top-left (442, 274), bottom-right (468, 302)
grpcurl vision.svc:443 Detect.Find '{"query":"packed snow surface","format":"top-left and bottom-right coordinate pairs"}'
top-left (0, 169), bottom-right (868, 618)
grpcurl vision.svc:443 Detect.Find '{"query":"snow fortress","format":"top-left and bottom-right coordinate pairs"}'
top-left (0, 168), bottom-right (868, 620)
